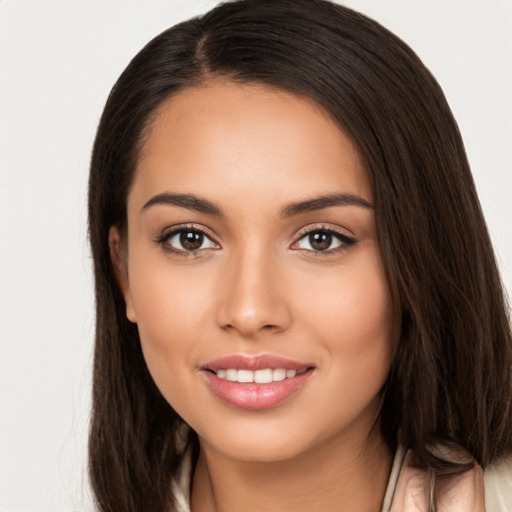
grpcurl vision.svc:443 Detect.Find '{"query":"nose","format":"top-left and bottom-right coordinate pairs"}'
top-left (215, 247), bottom-right (292, 338)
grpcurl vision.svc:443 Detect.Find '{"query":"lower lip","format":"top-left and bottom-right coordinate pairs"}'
top-left (203, 369), bottom-right (313, 410)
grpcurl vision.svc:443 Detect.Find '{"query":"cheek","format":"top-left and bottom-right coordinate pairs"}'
top-left (300, 251), bottom-right (392, 341)
top-left (295, 258), bottom-right (393, 443)
top-left (125, 252), bottom-right (216, 391)
top-left (128, 238), bottom-right (217, 329)
top-left (294, 250), bottom-right (394, 386)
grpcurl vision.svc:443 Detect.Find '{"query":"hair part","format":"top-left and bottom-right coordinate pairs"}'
top-left (88, 1), bottom-right (512, 511)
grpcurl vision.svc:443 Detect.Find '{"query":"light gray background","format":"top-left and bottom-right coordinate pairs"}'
top-left (1, 1), bottom-right (511, 510)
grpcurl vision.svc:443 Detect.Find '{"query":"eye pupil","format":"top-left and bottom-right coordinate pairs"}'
top-left (310, 232), bottom-right (332, 251)
top-left (180, 231), bottom-right (203, 250)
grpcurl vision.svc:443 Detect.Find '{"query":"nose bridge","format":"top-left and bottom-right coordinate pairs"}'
top-left (217, 240), bottom-right (290, 336)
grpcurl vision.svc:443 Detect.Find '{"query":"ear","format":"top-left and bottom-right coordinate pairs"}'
top-left (109, 226), bottom-right (137, 323)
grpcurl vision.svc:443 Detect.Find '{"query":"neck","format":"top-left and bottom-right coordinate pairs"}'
top-left (190, 426), bottom-right (392, 512)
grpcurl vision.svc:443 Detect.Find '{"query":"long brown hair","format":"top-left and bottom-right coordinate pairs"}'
top-left (87, 1), bottom-right (512, 511)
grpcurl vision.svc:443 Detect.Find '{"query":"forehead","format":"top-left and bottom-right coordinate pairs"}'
top-left (130, 82), bottom-right (370, 208)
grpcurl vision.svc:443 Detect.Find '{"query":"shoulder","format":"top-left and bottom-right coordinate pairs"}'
top-left (484, 454), bottom-right (512, 512)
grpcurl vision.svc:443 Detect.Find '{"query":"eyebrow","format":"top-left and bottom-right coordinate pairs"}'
top-left (280, 193), bottom-right (373, 217)
top-left (141, 191), bottom-right (373, 217)
top-left (142, 193), bottom-right (224, 216)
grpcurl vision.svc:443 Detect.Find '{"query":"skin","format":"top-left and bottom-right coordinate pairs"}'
top-left (111, 82), bottom-right (395, 512)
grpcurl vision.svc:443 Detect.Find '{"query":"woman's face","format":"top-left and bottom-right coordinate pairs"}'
top-left (113, 82), bottom-right (394, 462)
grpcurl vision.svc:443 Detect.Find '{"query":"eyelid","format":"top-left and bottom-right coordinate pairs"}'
top-left (291, 223), bottom-right (357, 252)
top-left (294, 223), bottom-right (353, 239)
top-left (153, 222), bottom-right (356, 256)
top-left (154, 223), bottom-right (220, 254)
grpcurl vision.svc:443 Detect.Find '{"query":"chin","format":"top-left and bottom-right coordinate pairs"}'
top-left (208, 433), bottom-right (313, 463)
top-left (194, 412), bottom-right (336, 464)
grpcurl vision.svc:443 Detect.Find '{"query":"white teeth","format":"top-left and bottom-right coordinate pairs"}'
top-left (254, 369), bottom-right (273, 384)
top-left (272, 368), bottom-right (286, 381)
top-left (226, 369), bottom-right (238, 382)
top-left (237, 369), bottom-right (254, 383)
top-left (215, 368), bottom-right (303, 382)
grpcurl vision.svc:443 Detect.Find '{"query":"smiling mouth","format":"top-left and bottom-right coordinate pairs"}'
top-left (210, 367), bottom-right (309, 383)
top-left (202, 355), bottom-right (315, 410)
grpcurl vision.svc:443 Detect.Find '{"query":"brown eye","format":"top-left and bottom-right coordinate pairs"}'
top-left (294, 228), bottom-right (356, 253)
top-left (180, 231), bottom-right (204, 251)
top-left (309, 232), bottom-right (333, 251)
top-left (162, 228), bottom-right (218, 253)
top-left (299, 231), bottom-right (341, 251)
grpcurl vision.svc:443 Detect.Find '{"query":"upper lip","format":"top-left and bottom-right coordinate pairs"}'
top-left (203, 354), bottom-right (314, 372)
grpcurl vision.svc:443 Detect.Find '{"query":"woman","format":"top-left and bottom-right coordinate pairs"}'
top-left (87, 0), bottom-right (512, 510)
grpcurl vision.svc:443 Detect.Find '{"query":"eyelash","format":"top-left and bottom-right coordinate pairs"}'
top-left (154, 225), bottom-right (219, 258)
top-left (292, 225), bottom-right (357, 255)
top-left (154, 224), bottom-right (357, 257)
